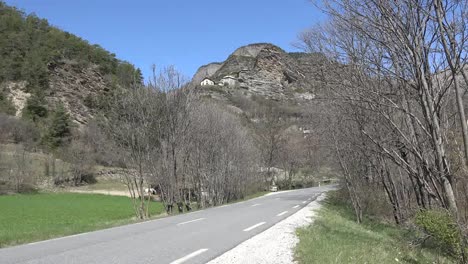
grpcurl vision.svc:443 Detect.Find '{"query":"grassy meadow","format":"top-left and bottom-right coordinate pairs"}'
top-left (0, 193), bottom-right (164, 247)
top-left (295, 192), bottom-right (454, 264)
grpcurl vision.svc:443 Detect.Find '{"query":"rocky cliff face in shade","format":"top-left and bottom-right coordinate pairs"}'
top-left (190, 43), bottom-right (335, 101)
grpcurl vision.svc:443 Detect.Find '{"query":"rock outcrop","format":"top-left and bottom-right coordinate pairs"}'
top-left (191, 43), bottom-right (335, 101)
top-left (5, 61), bottom-right (110, 126)
top-left (46, 61), bottom-right (109, 125)
top-left (191, 62), bottom-right (223, 85)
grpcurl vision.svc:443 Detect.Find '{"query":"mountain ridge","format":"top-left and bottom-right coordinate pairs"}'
top-left (190, 43), bottom-right (333, 102)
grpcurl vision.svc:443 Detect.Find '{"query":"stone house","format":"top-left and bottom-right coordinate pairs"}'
top-left (218, 75), bottom-right (237, 87)
top-left (200, 78), bottom-right (214, 86)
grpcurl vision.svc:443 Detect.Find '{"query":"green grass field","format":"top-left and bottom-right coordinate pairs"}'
top-left (295, 192), bottom-right (454, 264)
top-left (0, 193), bottom-right (164, 247)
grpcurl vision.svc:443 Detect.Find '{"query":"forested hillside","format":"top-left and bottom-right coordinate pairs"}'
top-left (0, 1), bottom-right (145, 146)
top-left (0, 1), bottom-right (142, 123)
top-left (0, 2), bottom-right (142, 90)
top-left (0, 2), bottom-right (145, 193)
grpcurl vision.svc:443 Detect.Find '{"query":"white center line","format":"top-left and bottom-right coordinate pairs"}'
top-left (243, 222), bottom-right (266, 232)
top-left (277, 211), bottom-right (288, 216)
top-left (302, 201), bottom-right (307, 204)
top-left (170, 248), bottom-right (209, 264)
top-left (292, 205), bottom-right (300, 209)
top-left (251, 203), bottom-right (261, 207)
top-left (177, 218), bottom-right (206, 226)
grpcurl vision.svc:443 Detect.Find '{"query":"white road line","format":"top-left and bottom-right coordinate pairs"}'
top-left (176, 218), bottom-right (206, 226)
top-left (277, 211), bottom-right (288, 216)
top-left (243, 222), bottom-right (266, 232)
top-left (293, 205), bottom-right (300, 209)
top-left (170, 248), bottom-right (209, 264)
top-left (251, 203), bottom-right (261, 207)
top-left (302, 201), bottom-right (307, 204)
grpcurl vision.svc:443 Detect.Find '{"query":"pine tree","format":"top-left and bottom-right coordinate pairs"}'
top-left (22, 93), bottom-right (47, 122)
top-left (45, 104), bottom-right (71, 149)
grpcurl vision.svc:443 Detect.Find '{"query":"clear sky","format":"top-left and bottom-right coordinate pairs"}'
top-left (5, 0), bottom-right (324, 81)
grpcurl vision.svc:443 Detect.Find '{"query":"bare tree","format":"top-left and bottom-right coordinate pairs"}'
top-left (106, 87), bottom-right (163, 219)
top-left (297, 0), bottom-right (464, 214)
top-left (147, 65), bottom-right (193, 213)
top-left (188, 102), bottom-right (261, 206)
top-left (255, 104), bottom-right (287, 188)
top-left (434, 0), bottom-right (468, 168)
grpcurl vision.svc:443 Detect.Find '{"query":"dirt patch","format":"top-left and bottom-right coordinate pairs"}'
top-left (68, 189), bottom-right (131, 197)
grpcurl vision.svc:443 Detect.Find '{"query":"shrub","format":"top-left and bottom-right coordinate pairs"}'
top-left (22, 94), bottom-right (48, 122)
top-left (277, 179), bottom-right (291, 190)
top-left (0, 91), bottom-right (16, 115)
top-left (80, 172), bottom-right (96, 184)
top-left (83, 93), bottom-right (97, 108)
top-left (0, 113), bottom-right (39, 145)
top-left (415, 209), bottom-right (463, 257)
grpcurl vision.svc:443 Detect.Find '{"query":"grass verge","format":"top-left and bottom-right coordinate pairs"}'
top-left (0, 193), bottom-right (164, 248)
top-left (295, 192), bottom-right (454, 264)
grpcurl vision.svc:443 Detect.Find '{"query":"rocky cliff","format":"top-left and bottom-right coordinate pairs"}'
top-left (191, 43), bottom-right (335, 102)
top-left (46, 61), bottom-right (110, 125)
top-left (5, 61), bottom-right (111, 126)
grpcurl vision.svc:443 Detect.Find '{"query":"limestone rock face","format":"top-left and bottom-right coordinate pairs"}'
top-left (5, 81), bottom-right (30, 117)
top-left (191, 62), bottom-right (223, 85)
top-left (232, 43), bottom-right (283, 58)
top-left (3, 61), bottom-right (112, 126)
top-left (46, 61), bottom-right (109, 125)
top-left (191, 43), bottom-right (336, 101)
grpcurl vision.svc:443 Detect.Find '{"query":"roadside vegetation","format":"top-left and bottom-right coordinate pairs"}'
top-left (296, 191), bottom-right (455, 264)
top-left (294, 0), bottom-right (468, 262)
top-left (0, 193), bottom-right (164, 247)
top-left (0, 2), bottom-right (332, 229)
top-left (2, 0), bottom-right (467, 258)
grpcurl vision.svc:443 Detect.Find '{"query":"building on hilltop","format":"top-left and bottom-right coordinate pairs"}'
top-left (218, 75), bottom-right (237, 87)
top-left (200, 78), bottom-right (214, 86)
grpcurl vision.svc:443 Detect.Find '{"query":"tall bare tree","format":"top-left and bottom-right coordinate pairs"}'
top-left (106, 87), bottom-right (163, 219)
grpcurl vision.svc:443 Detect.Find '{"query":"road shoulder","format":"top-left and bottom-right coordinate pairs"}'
top-left (207, 193), bottom-right (327, 264)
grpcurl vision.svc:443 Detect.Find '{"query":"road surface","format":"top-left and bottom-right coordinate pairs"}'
top-left (1, 186), bottom-right (332, 264)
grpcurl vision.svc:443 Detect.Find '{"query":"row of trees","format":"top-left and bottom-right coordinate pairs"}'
top-left (298, 0), bottom-right (468, 259)
top-left (104, 66), bottom-right (262, 219)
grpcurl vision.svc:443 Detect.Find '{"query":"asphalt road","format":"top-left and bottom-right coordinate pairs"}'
top-left (1, 186), bottom-right (333, 264)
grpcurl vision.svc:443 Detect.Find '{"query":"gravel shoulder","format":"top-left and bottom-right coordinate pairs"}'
top-left (207, 193), bottom-right (326, 264)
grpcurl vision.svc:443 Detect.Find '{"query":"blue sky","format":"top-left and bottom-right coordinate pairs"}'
top-left (5, 0), bottom-right (324, 81)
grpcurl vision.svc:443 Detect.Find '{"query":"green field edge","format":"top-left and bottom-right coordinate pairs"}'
top-left (0, 190), bottom-right (272, 248)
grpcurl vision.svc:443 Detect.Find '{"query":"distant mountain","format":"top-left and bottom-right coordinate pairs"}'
top-left (189, 43), bottom-right (345, 128)
top-left (0, 2), bottom-right (142, 125)
top-left (190, 43), bottom-right (337, 102)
